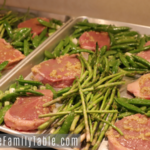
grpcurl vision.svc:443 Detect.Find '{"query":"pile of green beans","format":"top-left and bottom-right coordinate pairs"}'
top-left (116, 97), bottom-right (150, 118)
top-left (7, 17), bottom-right (62, 56)
top-left (0, 7), bottom-right (63, 74)
top-left (38, 43), bottom-right (141, 149)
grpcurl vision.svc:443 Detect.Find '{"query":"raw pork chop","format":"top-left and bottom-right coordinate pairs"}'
top-left (107, 114), bottom-right (150, 150)
top-left (127, 73), bottom-right (150, 99)
top-left (79, 31), bottom-right (110, 51)
top-left (18, 17), bottom-right (49, 37)
top-left (137, 41), bottom-right (150, 62)
top-left (31, 54), bottom-right (81, 88)
top-left (0, 39), bottom-right (25, 66)
top-left (4, 90), bottom-right (53, 131)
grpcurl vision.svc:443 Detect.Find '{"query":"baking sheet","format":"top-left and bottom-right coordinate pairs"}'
top-left (0, 5), bottom-right (71, 78)
top-left (0, 16), bottom-right (150, 149)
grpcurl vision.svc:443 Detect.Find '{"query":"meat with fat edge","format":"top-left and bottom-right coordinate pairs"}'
top-left (127, 73), bottom-right (150, 99)
top-left (0, 39), bottom-right (25, 67)
top-left (137, 41), bottom-right (150, 62)
top-left (79, 31), bottom-right (110, 51)
top-left (4, 90), bottom-right (53, 131)
top-left (107, 114), bottom-right (150, 150)
top-left (31, 54), bottom-right (81, 88)
top-left (18, 17), bottom-right (49, 38)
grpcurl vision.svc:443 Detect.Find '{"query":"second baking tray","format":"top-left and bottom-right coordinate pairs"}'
top-left (0, 5), bottom-right (71, 78)
top-left (1, 16), bottom-right (150, 149)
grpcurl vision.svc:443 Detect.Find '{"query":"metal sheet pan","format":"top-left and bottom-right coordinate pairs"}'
top-left (0, 5), bottom-right (71, 78)
top-left (0, 16), bottom-right (150, 149)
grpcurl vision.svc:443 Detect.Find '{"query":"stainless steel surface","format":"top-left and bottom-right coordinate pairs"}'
top-left (1, 16), bottom-right (150, 149)
top-left (0, 5), bottom-right (71, 78)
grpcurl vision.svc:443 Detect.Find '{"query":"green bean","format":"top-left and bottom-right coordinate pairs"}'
top-left (55, 112), bottom-right (74, 144)
top-left (37, 18), bottom-right (54, 28)
top-left (123, 67), bottom-right (149, 72)
top-left (77, 56), bottom-right (85, 77)
top-left (48, 28), bottom-right (56, 36)
top-left (96, 25), bottom-right (130, 34)
top-left (0, 28), bottom-right (5, 38)
top-left (88, 96), bottom-right (104, 110)
top-left (138, 37), bottom-right (145, 49)
top-left (56, 87), bottom-right (71, 97)
top-left (105, 50), bottom-right (117, 57)
top-left (38, 27), bottom-right (47, 42)
top-left (32, 35), bottom-right (39, 48)
top-left (62, 44), bottom-right (71, 55)
top-left (53, 40), bottom-right (64, 57)
top-left (93, 115), bottom-right (123, 136)
top-left (0, 105), bottom-right (12, 125)
top-left (125, 54), bottom-right (137, 68)
top-left (1, 92), bottom-right (19, 102)
top-left (63, 36), bottom-right (70, 46)
top-left (14, 28), bottom-right (31, 42)
top-left (11, 41), bottom-right (23, 47)
top-left (110, 44), bottom-right (129, 50)
top-left (108, 32), bottom-right (114, 46)
top-left (118, 112), bottom-right (134, 119)
top-left (72, 26), bottom-right (91, 35)
top-left (119, 52), bottom-right (129, 67)
top-left (51, 18), bottom-right (62, 26)
top-left (23, 40), bottom-right (29, 56)
top-left (115, 37), bottom-right (137, 45)
top-left (0, 61), bottom-right (8, 71)
top-left (45, 84), bottom-right (57, 99)
top-left (135, 62), bottom-right (148, 69)
top-left (127, 98), bottom-right (150, 106)
top-left (44, 50), bottom-right (55, 59)
top-left (115, 98), bottom-right (145, 114)
top-left (100, 45), bottom-right (107, 57)
top-left (16, 79), bottom-right (43, 86)
top-left (16, 89), bottom-right (44, 96)
top-left (140, 106), bottom-right (147, 112)
top-left (69, 49), bottom-right (94, 55)
top-left (3, 20), bottom-right (13, 38)
top-left (17, 47), bottom-right (24, 52)
top-left (130, 45), bottom-right (150, 53)
top-left (112, 60), bottom-right (120, 74)
top-left (115, 31), bottom-right (139, 37)
top-left (78, 80), bottom-right (90, 142)
top-left (104, 56), bottom-right (109, 73)
top-left (132, 54), bottom-right (150, 68)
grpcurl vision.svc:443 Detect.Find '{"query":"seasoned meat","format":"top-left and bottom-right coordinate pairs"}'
top-left (127, 73), bottom-right (150, 99)
top-left (137, 41), bottom-right (150, 62)
top-left (4, 90), bottom-right (53, 131)
top-left (31, 54), bottom-right (81, 88)
top-left (18, 17), bottom-right (49, 37)
top-left (0, 39), bottom-right (25, 66)
top-left (79, 31), bottom-right (110, 51)
top-left (107, 114), bottom-right (150, 150)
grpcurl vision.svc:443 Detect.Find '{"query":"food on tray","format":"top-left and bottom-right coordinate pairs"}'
top-left (79, 31), bottom-right (110, 51)
top-left (18, 17), bottom-right (49, 37)
top-left (107, 114), bottom-right (150, 150)
top-left (0, 8), bottom-right (63, 74)
top-left (137, 41), bottom-right (150, 62)
top-left (2, 18), bottom-right (150, 150)
top-left (4, 89), bottom-right (53, 131)
top-left (127, 73), bottom-right (150, 99)
top-left (32, 54), bottom-right (81, 88)
top-left (0, 39), bottom-right (25, 67)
